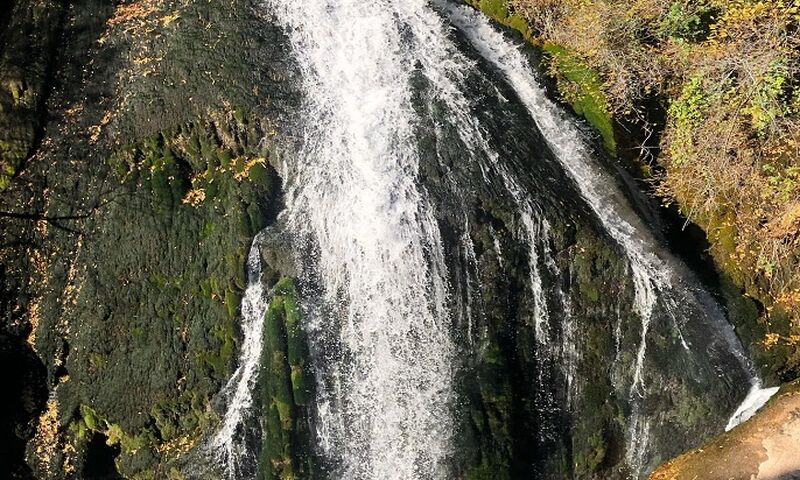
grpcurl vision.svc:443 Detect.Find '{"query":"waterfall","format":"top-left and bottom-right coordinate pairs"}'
top-left (209, 232), bottom-right (270, 479)
top-left (267, 2), bottom-right (456, 478)
top-left (441, 2), bottom-right (764, 473)
top-left (207, 1), bottom-right (773, 478)
top-left (442, 2), bottom-right (666, 388)
top-left (726, 383), bottom-right (781, 431)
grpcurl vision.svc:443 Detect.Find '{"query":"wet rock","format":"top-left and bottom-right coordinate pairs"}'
top-left (651, 380), bottom-right (800, 480)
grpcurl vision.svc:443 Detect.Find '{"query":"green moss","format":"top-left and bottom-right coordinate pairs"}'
top-left (248, 162), bottom-right (270, 189)
top-left (258, 277), bottom-right (314, 480)
top-left (574, 432), bottom-right (607, 474)
top-left (0, 139), bottom-right (29, 192)
top-left (233, 108), bottom-right (247, 124)
top-left (466, 0), bottom-right (532, 39)
top-left (466, 461), bottom-right (512, 480)
top-left (81, 404), bottom-right (100, 431)
top-left (225, 289), bottom-right (241, 319)
top-left (543, 44), bottom-right (617, 153)
top-left (69, 418), bottom-right (89, 440)
top-left (289, 366), bottom-right (309, 406)
top-left (199, 321), bottom-right (236, 375)
top-left (79, 404), bottom-right (154, 454)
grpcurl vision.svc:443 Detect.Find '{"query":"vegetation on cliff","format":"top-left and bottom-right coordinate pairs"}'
top-left (471, 0), bottom-right (800, 381)
top-left (24, 115), bottom-right (281, 479)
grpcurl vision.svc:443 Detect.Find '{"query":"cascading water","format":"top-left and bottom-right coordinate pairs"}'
top-left (208, 1), bottom-right (775, 478)
top-left (441, 3), bottom-right (682, 383)
top-left (726, 383), bottom-right (781, 431)
top-left (459, 216), bottom-right (480, 344)
top-left (209, 232), bottom-right (270, 478)
top-left (268, 2), bottom-right (456, 479)
top-left (441, 3), bottom-right (771, 472)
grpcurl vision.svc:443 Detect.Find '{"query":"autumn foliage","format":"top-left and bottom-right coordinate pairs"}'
top-left (509, 0), bottom-right (800, 369)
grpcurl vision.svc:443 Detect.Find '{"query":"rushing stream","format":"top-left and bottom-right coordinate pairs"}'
top-left (210, 1), bottom-right (772, 478)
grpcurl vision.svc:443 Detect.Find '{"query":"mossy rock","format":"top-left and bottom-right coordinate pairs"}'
top-left (258, 277), bottom-right (315, 480)
top-left (543, 44), bottom-right (617, 153)
top-left (466, 0), bottom-right (532, 40)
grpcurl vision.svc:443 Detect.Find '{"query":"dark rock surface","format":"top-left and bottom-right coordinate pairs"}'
top-left (0, 0), bottom-right (297, 477)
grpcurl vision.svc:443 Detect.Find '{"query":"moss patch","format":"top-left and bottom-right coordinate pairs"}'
top-left (543, 44), bottom-right (617, 153)
top-left (258, 277), bottom-right (315, 480)
top-left (465, 0), bottom-right (532, 40)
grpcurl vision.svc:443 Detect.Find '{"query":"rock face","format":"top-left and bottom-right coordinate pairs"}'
top-left (462, 1), bottom-right (800, 476)
top-left (651, 381), bottom-right (800, 480)
top-left (472, 0), bottom-right (800, 386)
top-left (0, 1), bottom-right (773, 479)
top-left (0, 0), bottom-right (297, 478)
top-left (0, 0), bottom-right (66, 190)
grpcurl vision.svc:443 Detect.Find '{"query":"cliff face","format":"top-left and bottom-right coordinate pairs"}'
top-left (0, 0), bottom-right (296, 477)
top-left (0, 1), bottom-right (790, 479)
top-left (465, 0), bottom-right (800, 476)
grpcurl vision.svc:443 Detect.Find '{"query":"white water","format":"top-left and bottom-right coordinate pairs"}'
top-left (460, 217), bottom-right (480, 343)
top-left (209, 233), bottom-right (270, 478)
top-left (726, 383), bottom-right (780, 431)
top-left (520, 208), bottom-right (551, 343)
top-left (489, 226), bottom-right (504, 268)
top-left (267, 2), bottom-right (457, 478)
